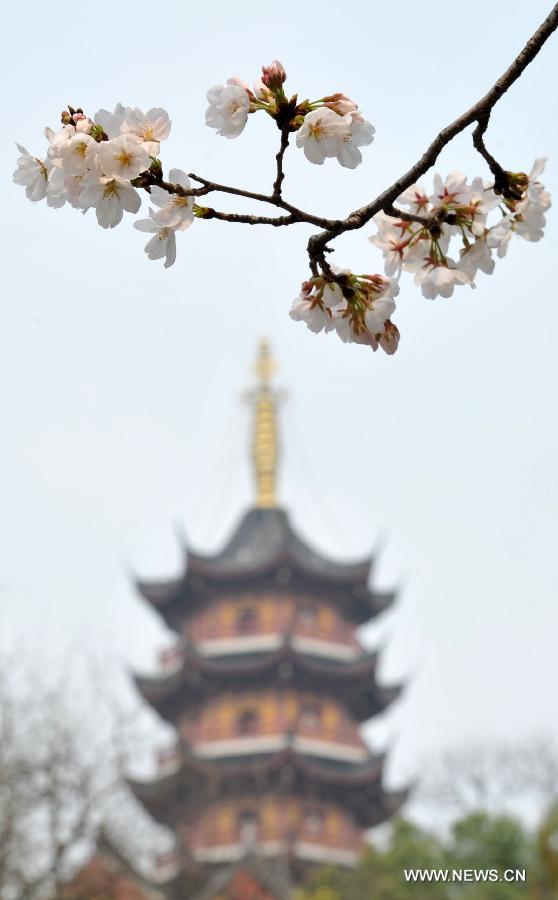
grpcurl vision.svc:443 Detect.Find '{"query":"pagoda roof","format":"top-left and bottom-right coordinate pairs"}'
top-left (185, 508), bottom-right (372, 582)
top-left (136, 508), bottom-right (394, 625)
top-left (134, 641), bottom-right (403, 724)
top-left (128, 745), bottom-right (405, 828)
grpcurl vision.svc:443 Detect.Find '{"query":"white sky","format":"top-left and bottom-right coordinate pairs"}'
top-left (2, 0), bottom-right (557, 800)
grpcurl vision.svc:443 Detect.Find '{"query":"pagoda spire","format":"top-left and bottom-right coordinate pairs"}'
top-left (250, 339), bottom-right (281, 509)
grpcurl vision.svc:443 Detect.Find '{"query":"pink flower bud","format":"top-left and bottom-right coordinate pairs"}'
top-left (379, 320), bottom-right (400, 355)
top-left (75, 117), bottom-right (94, 134)
top-left (261, 59), bottom-right (286, 91)
top-left (323, 93), bottom-right (358, 115)
top-left (226, 76), bottom-right (252, 96)
top-left (253, 77), bottom-right (274, 102)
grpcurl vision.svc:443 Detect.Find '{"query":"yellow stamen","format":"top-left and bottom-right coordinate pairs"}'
top-left (117, 150), bottom-right (134, 168)
top-left (102, 180), bottom-right (119, 198)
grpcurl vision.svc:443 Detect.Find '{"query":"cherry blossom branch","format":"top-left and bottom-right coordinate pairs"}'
top-left (12, 16), bottom-right (557, 354)
top-left (382, 204), bottom-right (430, 226)
top-left (306, 1), bottom-right (558, 271)
top-left (471, 115), bottom-right (506, 185)
top-left (137, 167), bottom-right (338, 229)
top-left (196, 207), bottom-right (296, 226)
top-left (272, 126), bottom-right (290, 198)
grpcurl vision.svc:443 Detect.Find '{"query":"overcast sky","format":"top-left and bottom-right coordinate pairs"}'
top-left (2, 0), bottom-right (557, 800)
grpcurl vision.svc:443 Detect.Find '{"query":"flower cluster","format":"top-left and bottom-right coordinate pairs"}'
top-left (13, 104), bottom-right (196, 266)
top-left (370, 160), bottom-right (551, 299)
top-left (205, 60), bottom-right (375, 169)
top-left (11, 73), bottom-right (552, 356)
top-left (290, 267), bottom-right (400, 354)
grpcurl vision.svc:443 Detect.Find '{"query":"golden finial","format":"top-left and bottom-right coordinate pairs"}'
top-left (249, 339), bottom-right (281, 508)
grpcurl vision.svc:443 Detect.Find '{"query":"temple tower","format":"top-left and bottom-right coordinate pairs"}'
top-left (131, 341), bottom-right (405, 897)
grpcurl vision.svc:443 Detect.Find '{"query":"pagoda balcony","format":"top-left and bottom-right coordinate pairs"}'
top-left (189, 840), bottom-right (360, 867)
top-left (188, 732), bottom-right (368, 764)
top-left (190, 839), bottom-right (287, 864)
top-left (293, 841), bottom-right (360, 867)
top-left (192, 632), bottom-right (361, 663)
top-left (181, 795), bottom-right (363, 868)
top-left (185, 593), bottom-right (363, 657)
top-left (181, 690), bottom-right (368, 758)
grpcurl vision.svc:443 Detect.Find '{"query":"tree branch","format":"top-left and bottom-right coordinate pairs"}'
top-left (197, 207), bottom-right (296, 226)
top-left (187, 173), bottom-right (337, 229)
top-left (272, 126), bottom-right (290, 198)
top-left (143, 170), bottom-right (337, 230)
top-left (307, 2), bottom-right (558, 269)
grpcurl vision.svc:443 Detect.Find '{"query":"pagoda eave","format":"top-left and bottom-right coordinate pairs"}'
top-left (136, 576), bottom-right (395, 634)
top-left (134, 644), bottom-right (402, 724)
top-left (135, 643), bottom-right (381, 698)
top-left (128, 747), bottom-right (391, 829)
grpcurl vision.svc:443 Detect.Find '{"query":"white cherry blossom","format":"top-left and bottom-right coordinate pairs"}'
top-left (63, 172), bottom-right (88, 208)
top-left (467, 176), bottom-right (500, 235)
top-left (526, 157), bottom-right (549, 204)
top-left (487, 217), bottom-right (513, 257)
top-left (370, 211), bottom-right (428, 276)
top-left (45, 164), bottom-right (68, 208)
top-left (205, 83), bottom-right (250, 138)
top-left (336, 114), bottom-right (375, 169)
top-left (45, 124), bottom-right (76, 161)
top-left (150, 169), bottom-right (194, 230)
top-left (13, 145), bottom-right (48, 201)
top-left (134, 215), bottom-right (177, 268)
top-left (97, 135), bottom-right (150, 181)
top-left (414, 263), bottom-right (471, 299)
top-left (322, 280), bottom-right (345, 308)
top-left (289, 293), bottom-right (333, 333)
top-left (295, 108), bottom-right (347, 165)
top-left (93, 103), bottom-right (127, 139)
top-left (121, 107), bottom-right (171, 155)
top-left (430, 171), bottom-right (471, 208)
top-left (78, 174), bottom-right (141, 228)
top-left (363, 294), bottom-right (397, 335)
top-left (398, 183), bottom-right (431, 216)
top-left (458, 238), bottom-right (495, 279)
top-left (58, 133), bottom-right (98, 176)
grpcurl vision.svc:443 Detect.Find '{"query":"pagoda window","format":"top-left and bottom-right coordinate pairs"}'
top-left (298, 603), bottom-right (317, 629)
top-left (238, 810), bottom-right (259, 846)
top-left (236, 709), bottom-right (259, 735)
top-left (304, 810), bottom-right (324, 836)
top-left (300, 701), bottom-right (322, 730)
top-left (237, 606), bottom-right (259, 633)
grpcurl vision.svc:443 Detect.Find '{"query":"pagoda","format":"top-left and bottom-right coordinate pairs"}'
top-left (130, 341), bottom-right (406, 897)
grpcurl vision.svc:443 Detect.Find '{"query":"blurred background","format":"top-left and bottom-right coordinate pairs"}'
top-left (1, 0), bottom-right (558, 896)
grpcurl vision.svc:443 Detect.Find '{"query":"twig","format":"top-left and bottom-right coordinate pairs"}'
top-left (146, 171), bottom-right (338, 230)
top-left (197, 207), bottom-right (296, 226)
top-left (272, 126), bottom-right (290, 198)
top-left (382, 204), bottom-right (431, 227)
